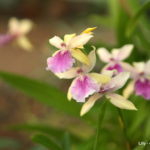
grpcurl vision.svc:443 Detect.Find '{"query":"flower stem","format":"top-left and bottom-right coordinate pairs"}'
top-left (93, 100), bottom-right (107, 150)
top-left (117, 108), bottom-right (132, 150)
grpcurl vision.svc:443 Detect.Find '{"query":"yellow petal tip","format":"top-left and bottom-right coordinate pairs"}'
top-left (81, 27), bottom-right (97, 34)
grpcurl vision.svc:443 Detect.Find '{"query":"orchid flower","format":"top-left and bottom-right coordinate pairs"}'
top-left (55, 50), bottom-right (110, 102)
top-left (8, 18), bottom-right (33, 51)
top-left (0, 17), bottom-right (33, 51)
top-left (123, 61), bottom-right (150, 100)
top-left (80, 71), bottom-right (137, 116)
top-left (97, 44), bottom-right (133, 74)
top-left (46, 27), bottom-right (96, 73)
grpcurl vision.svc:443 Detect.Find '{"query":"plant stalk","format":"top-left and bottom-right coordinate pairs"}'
top-left (117, 108), bottom-right (132, 150)
top-left (93, 100), bottom-right (107, 150)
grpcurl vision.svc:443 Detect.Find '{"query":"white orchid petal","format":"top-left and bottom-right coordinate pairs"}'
top-left (8, 18), bottom-right (19, 34)
top-left (97, 48), bottom-right (111, 63)
top-left (49, 36), bottom-right (64, 49)
top-left (69, 34), bottom-right (93, 48)
top-left (80, 93), bottom-right (102, 116)
top-left (133, 62), bottom-right (145, 73)
top-left (107, 93), bottom-right (137, 110)
top-left (145, 60), bottom-right (150, 75)
top-left (19, 19), bottom-right (33, 35)
top-left (89, 73), bottom-right (111, 84)
top-left (8, 18), bottom-right (33, 35)
top-left (71, 49), bottom-right (90, 65)
top-left (55, 67), bottom-right (78, 79)
top-left (112, 49), bottom-right (119, 59)
top-left (109, 72), bottom-right (130, 91)
top-left (117, 44), bottom-right (133, 60)
top-left (121, 62), bottom-right (135, 73)
top-left (101, 69), bottom-right (115, 77)
top-left (82, 49), bottom-right (96, 72)
top-left (17, 36), bottom-right (33, 51)
top-left (64, 33), bottom-right (76, 45)
top-left (123, 81), bottom-right (135, 99)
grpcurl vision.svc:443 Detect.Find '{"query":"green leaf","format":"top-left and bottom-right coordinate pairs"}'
top-left (0, 137), bottom-right (20, 149)
top-left (10, 124), bottom-right (64, 138)
top-left (10, 124), bottom-right (81, 143)
top-left (32, 134), bottom-right (62, 150)
top-left (30, 145), bottom-right (47, 150)
top-left (133, 145), bottom-right (145, 150)
top-left (126, 1), bottom-right (150, 37)
top-left (108, 0), bottom-right (130, 45)
top-left (62, 132), bottom-right (71, 150)
top-left (0, 71), bottom-right (81, 117)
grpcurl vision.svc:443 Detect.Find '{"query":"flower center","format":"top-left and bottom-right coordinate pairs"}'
top-left (61, 43), bottom-right (66, 47)
top-left (77, 68), bottom-right (84, 74)
top-left (139, 72), bottom-right (145, 76)
top-left (110, 58), bottom-right (115, 61)
top-left (99, 87), bottom-right (107, 94)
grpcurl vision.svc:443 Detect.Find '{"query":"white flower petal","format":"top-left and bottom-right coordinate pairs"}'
top-left (55, 67), bottom-right (78, 79)
top-left (89, 73), bottom-right (111, 84)
top-left (19, 19), bottom-right (33, 35)
top-left (82, 49), bottom-right (96, 72)
top-left (71, 49), bottom-right (90, 65)
top-left (108, 72), bottom-right (130, 91)
top-left (121, 62), bottom-right (134, 73)
top-left (17, 36), bottom-right (33, 51)
top-left (107, 93), bottom-right (137, 110)
top-left (112, 49), bottom-right (119, 59)
top-left (101, 69), bottom-right (114, 77)
top-left (49, 36), bottom-right (64, 49)
top-left (64, 33), bottom-right (76, 45)
top-left (80, 93), bottom-right (102, 116)
top-left (69, 34), bottom-right (93, 48)
top-left (97, 48), bottom-right (111, 63)
top-left (117, 44), bottom-right (133, 60)
top-left (123, 81), bottom-right (134, 99)
top-left (8, 18), bottom-right (33, 35)
top-left (8, 18), bottom-right (19, 34)
top-left (145, 60), bottom-right (150, 75)
top-left (67, 84), bottom-right (73, 101)
top-left (133, 62), bottom-right (145, 73)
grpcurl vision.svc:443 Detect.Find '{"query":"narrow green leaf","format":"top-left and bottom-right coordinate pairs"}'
top-left (32, 134), bottom-right (62, 150)
top-left (10, 124), bottom-right (81, 143)
top-left (0, 71), bottom-right (81, 116)
top-left (0, 137), bottom-right (20, 149)
top-left (126, 1), bottom-right (150, 37)
top-left (62, 132), bottom-right (71, 150)
top-left (10, 124), bottom-right (64, 138)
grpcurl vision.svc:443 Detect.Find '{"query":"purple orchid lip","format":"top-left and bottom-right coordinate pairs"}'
top-left (0, 34), bottom-right (16, 45)
top-left (71, 75), bottom-right (99, 102)
top-left (47, 50), bottom-right (75, 73)
top-left (106, 63), bottom-right (123, 73)
top-left (135, 78), bottom-right (150, 100)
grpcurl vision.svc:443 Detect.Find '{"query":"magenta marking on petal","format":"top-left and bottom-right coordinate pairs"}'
top-left (107, 63), bottom-right (123, 73)
top-left (135, 79), bottom-right (150, 100)
top-left (46, 50), bottom-right (75, 73)
top-left (0, 34), bottom-right (15, 45)
top-left (77, 68), bottom-right (84, 74)
top-left (71, 75), bottom-right (99, 102)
